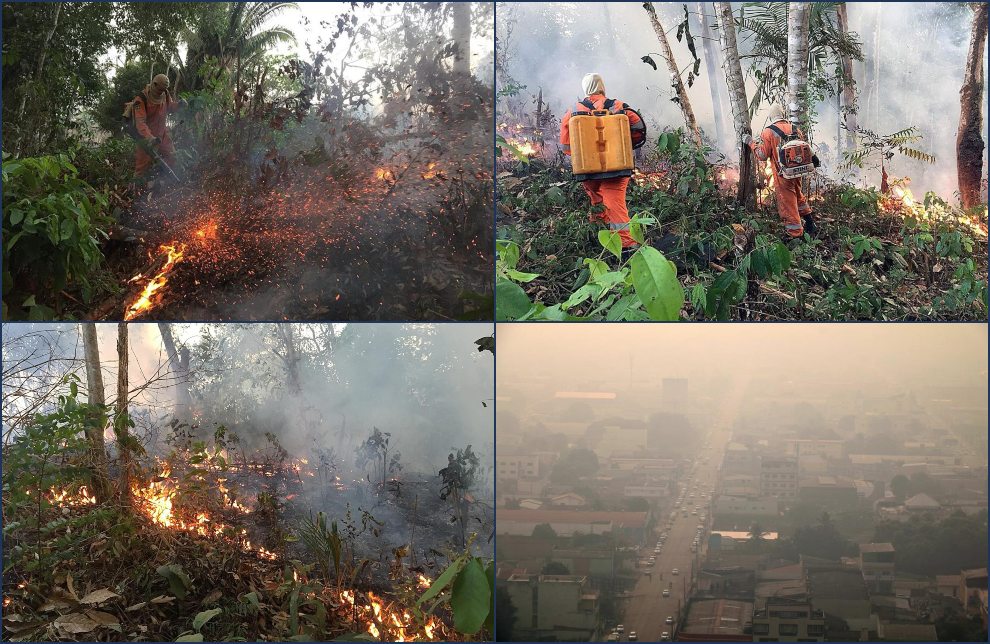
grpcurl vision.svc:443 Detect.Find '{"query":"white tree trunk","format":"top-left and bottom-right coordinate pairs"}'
top-left (957, 1), bottom-right (988, 210)
top-left (80, 323), bottom-right (110, 502)
top-left (452, 2), bottom-right (471, 77)
top-left (786, 2), bottom-right (812, 129)
top-left (715, 2), bottom-right (754, 203)
top-left (644, 2), bottom-right (704, 147)
top-left (157, 323), bottom-right (192, 422)
top-left (698, 2), bottom-right (727, 149)
top-left (116, 322), bottom-right (130, 501)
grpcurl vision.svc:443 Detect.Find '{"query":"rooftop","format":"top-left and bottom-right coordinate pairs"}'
top-left (497, 509), bottom-right (648, 528)
top-left (682, 598), bottom-right (754, 635)
top-left (859, 542), bottom-right (895, 554)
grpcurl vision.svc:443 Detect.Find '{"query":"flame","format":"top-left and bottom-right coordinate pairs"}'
top-left (758, 158), bottom-right (776, 204)
top-left (338, 589), bottom-right (441, 641)
top-left (124, 243), bottom-right (187, 320)
top-left (506, 138), bottom-right (537, 157)
top-left (375, 167), bottom-right (395, 182)
top-left (417, 574), bottom-right (431, 590)
top-left (632, 168), bottom-right (665, 189)
top-left (421, 162), bottom-right (440, 180)
top-left (47, 486), bottom-right (96, 507)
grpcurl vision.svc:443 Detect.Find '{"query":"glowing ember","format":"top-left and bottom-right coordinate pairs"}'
top-left (421, 162), bottom-right (440, 180)
top-left (632, 168), bottom-right (665, 189)
top-left (194, 220), bottom-right (218, 242)
top-left (124, 243), bottom-right (187, 320)
top-left (417, 574), bottom-right (431, 590)
top-left (506, 138), bottom-right (537, 157)
top-left (48, 486), bottom-right (96, 507)
top-left (338, 589), bottom-right (441, 641)
top-left (375, 167), bottom-right (395, 182)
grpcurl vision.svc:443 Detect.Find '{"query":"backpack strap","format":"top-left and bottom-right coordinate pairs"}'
top-left (767, 123), bottom-right (792, 141)
top-left (579, 98), bottom-right (596, 111)
top-left (603, 98), bottom-right (616, 112)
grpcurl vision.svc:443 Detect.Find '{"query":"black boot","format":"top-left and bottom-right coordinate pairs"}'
top-left (802, 213), bottom-right (818, 238)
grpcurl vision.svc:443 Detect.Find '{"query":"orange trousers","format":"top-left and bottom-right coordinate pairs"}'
top-left (583, 177), bottom-right (637, 248)
top-left (774, 172), bottom-right (812, 238)
top-left (135, 135), bottom-right (176, 177)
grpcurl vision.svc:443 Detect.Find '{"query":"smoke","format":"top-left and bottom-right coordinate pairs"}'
top-left (498, 2), bottom-right (988, 199)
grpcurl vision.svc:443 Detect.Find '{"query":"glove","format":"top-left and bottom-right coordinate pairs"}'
top-left (812, 154), bottom-right (821, 168)
top-left (741, 133), bottom-right (753, 146)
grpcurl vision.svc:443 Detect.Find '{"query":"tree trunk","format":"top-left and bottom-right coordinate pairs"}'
top-left (786, 2), bottom-right (812, 130)
top-left (80, 323), bottom-right (111, 503)
top-left (116, 322), bottom-right (131, 502)
top-left (957, 2), bottom-right (988, 210)
top-left (157, 323), bottom-right (192, 422)
top-left (715, 2), bottom-right (754, 204)
top-left (452, 2), bottom-right (471, 77)
top-left (697, 3), bottom-right (727, 149)
top-left (16, 2), bottom-right (62, 155)
top-left (644, 2), bottom-right (704, 147)
top-left (836, 3), bottom-right (857, 153)
top-left (275, 325), bottom-right (302, 395)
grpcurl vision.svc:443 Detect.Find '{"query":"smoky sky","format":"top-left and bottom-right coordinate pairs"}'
top-left (498, 2), bottom-right (989, 198)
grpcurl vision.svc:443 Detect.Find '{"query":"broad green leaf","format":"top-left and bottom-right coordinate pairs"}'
top-left (605, 294), bottom-right (641, 321)
top-left (598, 230), bottom-right (622, 260)
top-left (583, 258), bottom-right (609, 281)
top-left (629, 246), bottom-right (683, 321)
top-left (496, 240), bottom-right (520, 269)
top-left (561, 284), bottom-right (602, 310)
top-left (496, 278), bottom-right (533, 321)
top-left (506, 269), bottom-right (540, 283)
top-left (176, 635), bottom-right (204, 642)
top-left (418, 557), bottom-right (466, 607)
top-left (192, 608), bottom-right (221, 632)
top-left (157, 564), bottom-right (192, 600)
top-left (450, 558), bottom-right (491, 634)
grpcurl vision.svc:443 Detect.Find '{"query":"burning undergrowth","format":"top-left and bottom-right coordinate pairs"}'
top-left (97, 133), bottom-right (492, 322)
top-left (495, 133), bottom-right (987, 320)
top-left (2, 416), bottom-right (492, 642)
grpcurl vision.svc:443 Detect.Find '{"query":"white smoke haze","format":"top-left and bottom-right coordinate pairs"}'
top-left (2, 322), bottom-right (495, 559)
top-left (497, 1), bottom-right (988, 199)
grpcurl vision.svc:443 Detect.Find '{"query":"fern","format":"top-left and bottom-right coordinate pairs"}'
top-left (297, 511), bottom-right (342, 585)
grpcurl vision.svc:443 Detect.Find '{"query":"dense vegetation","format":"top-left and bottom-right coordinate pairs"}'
top-left (3, 2), bottom-right (493, 321)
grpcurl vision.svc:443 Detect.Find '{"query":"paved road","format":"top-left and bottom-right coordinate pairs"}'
top-left (616, 382), bottom-right (744, 642)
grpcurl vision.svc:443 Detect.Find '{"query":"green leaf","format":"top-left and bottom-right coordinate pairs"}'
top-left (598, 230), bottom-right (622, 260)
top-left (418, 557), bottom-right (465, 607)
top-left (496, 240), bottom-right (520, 270)
top-left (583, 258), bottom-right (609, 281)
top-left (450, 558), bottom-right (491, 635)
top-left (561, 284), bottom-right (603, 310)
top-left (605, 294), bottom-right (641, 321)
top-left (192, 609), bottom-right (221, 632)
top-left (157, 564), bottom-right (192, 600)
top-left (629, 247), bottom-right (684, 321)
top-left (506, 269), bottom-right (540, 283)
top-left (496, 278), bottom-right (533, 321)
top-left (176, 635), bottom-right (204, 642)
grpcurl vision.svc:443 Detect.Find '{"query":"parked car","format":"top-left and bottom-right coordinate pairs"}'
top-left (672, 568), bottom-right (679, 576)
top-left (665, 616), bottom-right (674, 625)
top-left (628, 632), bottom-right (638, 641)
top-left (662, 589), bottom-right (670, 598)
top-left (616, 624), bottom-right (624, 634)
top-left (660, 632), bottom-right (670, 641)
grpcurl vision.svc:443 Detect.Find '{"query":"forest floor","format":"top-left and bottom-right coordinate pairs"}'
top-left (496, 155), bottom-right (988, 321)
top-left (92, 140), bottom-right (492, 322)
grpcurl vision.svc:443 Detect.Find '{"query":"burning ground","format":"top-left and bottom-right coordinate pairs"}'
top-left (99, 102), bottom-right (493, 322)
top-left (495, 133), bottom-right (987, 321)
top-left (1, 323), bottom-right (495, 641)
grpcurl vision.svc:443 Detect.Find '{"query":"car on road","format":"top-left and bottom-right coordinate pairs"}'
top-left (616, 624), bottom-right (624, 634)
top-left (659, 631), bottom-right (670, 640)
top-left (628, 631), bottom-right (638, 641)
top-left (672, 568), bottom-right (679, 575)
top-left (665, 616), bottom-right (674, 625)
top-left (662, 589), bottom-right (670, 598)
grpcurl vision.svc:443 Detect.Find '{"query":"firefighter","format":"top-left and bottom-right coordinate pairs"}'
top-left (131, 73), bottom-right (181, 182)
top-left (746, 104), bottom-right (818, 240)
top-left (560, 73), bottom-right (645, 253)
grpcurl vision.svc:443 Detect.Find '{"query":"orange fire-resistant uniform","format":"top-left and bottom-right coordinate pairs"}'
top-left (133, 90), bottom-right (180, 177)
top-left (752, 119), bottom-right (812, 238)
top-left (560, 93), bottom-right (644, 249)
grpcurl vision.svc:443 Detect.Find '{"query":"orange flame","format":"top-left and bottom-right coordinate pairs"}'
top-left (421, 162), bottom-right (440, 180)
top-left (338, 589), bottom-right (441, 641)
top-left (48, 486), bottom-right (97, 507)
top-left (375, 167), bottom-right (395, 182)
top-left (124, 243), bottom-right (187, 320)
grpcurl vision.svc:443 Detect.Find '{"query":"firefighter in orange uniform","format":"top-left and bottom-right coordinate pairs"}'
top-left (747, 104), bottom-right (817, 239)
top-left (131, 74), bottom-right (181, 181)
top-left (560, 73), bottom-right (645, 252)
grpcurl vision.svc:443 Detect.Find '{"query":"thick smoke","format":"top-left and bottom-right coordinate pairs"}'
top-left (498, 2), bottom-right (988, 198)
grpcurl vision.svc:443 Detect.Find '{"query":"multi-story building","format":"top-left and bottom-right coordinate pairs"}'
top-left (760, 456), bottom-right (799, 500)
top-left (859, 543), bottom-right (896, 595)
top-left (751, 597), bottom-right (826, 642)
top-left (502, 573), bottom-right (600, 641)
